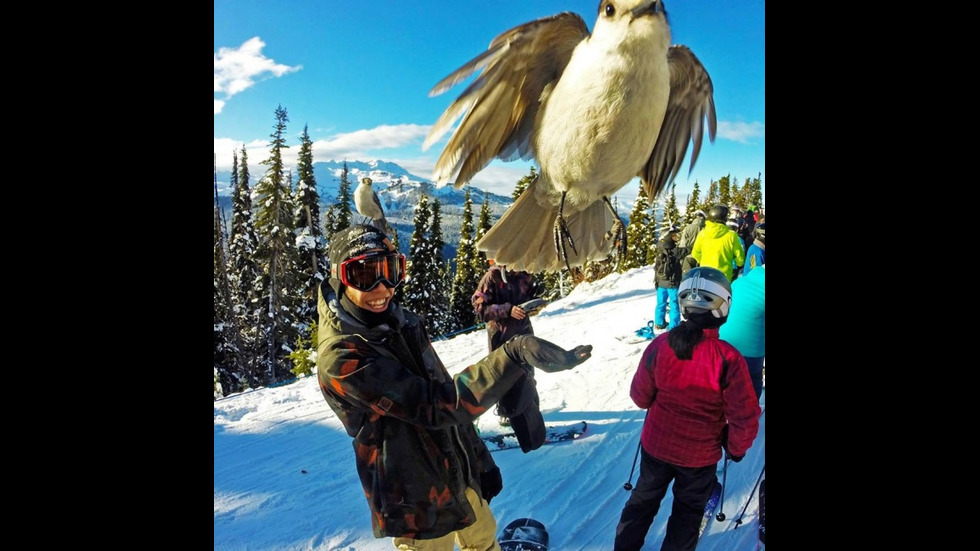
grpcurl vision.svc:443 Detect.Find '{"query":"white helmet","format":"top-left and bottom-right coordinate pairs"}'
top-left (678, 267), bottom-right (733, 320)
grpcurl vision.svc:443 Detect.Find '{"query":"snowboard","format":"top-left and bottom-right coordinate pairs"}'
top-left (698, 481), bottom-right (723, 539)
top-left (616, 322), bottom-right (660, 344)
top-left (482, 421), bottom-right (587, 452)
top-left (758, 478), bottom-right (765, 546)
top-left (499, 517), bottom-right (549, 551)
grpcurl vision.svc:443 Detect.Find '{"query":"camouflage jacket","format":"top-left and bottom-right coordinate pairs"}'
top-left (316, 281), bottom-right (526, 539)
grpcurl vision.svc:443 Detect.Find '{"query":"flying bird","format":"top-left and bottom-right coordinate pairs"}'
top-left (354, 177), bottom-right (394, 236)
top-left (423, 0), bottom-right (716, 273)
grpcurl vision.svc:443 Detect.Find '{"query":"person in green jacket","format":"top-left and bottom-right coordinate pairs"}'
top-left (316, 224), bottom-right (593, 550)
top-left (691, 205), bottom-right (745, 281)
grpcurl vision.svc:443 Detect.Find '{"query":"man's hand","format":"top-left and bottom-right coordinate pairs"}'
top-left (510, 305), bottom-right (527, 320)
top-left (480, 466), bottom-right (503, 503)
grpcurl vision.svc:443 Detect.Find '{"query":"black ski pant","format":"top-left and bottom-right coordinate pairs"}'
top-left (614, 448), bottom-right (717, 551)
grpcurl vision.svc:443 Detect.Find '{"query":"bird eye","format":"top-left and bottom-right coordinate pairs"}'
top-left (603, 1), bottom-right (615, 17)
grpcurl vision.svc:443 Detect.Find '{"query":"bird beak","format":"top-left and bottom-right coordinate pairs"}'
top-left (631, 0), bottom-right (662, 20)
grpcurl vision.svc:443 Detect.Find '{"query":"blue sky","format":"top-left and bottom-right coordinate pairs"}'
top-left (214, 0), bottom-right (765, 204)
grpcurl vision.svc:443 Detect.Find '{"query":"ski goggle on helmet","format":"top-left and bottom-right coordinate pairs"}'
top-left (678, 267), bottom-right (732, 319)
top-left (336, 251), bottom-right (407, 292)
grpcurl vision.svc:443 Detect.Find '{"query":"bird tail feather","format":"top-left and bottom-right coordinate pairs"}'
top-left (478, 178), bottom-right (615, 273)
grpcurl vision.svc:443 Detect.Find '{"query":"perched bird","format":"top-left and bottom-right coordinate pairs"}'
top-left (424, 0), bottom-right (716, 273)
top-left (354, 177), bottom-right (394, 236)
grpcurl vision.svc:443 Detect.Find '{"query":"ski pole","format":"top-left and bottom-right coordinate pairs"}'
top-left (624, 410), bottom-right (650, 491)
top-left (734, 464), bottom-right (765, 529)
top-left (623, 440), bottom-right (641, 491)
top-left (715, 454), bottom-right (730, 521)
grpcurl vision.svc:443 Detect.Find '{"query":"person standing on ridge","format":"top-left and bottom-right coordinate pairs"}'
top-left (691, 205), bottom-right (745, 281)
top-left (677, 210), bottom-right (705, 276)
top-left (614, 267), bottom-right (760, 551)
top-left (653, 225), bottom-right (683, 331)
top-left (472, 261), bottom-right (545, 425)
top-left (316, 224), bottom-right (593, 550)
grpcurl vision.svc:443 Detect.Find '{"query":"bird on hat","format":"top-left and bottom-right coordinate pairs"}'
top-left (354, 177), bottom-right (394, 236)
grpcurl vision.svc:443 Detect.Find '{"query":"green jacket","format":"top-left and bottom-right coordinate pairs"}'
top-left (691, 220), bottom-right (746, 281)
top-left (316, 282), bottom-right (526, 539)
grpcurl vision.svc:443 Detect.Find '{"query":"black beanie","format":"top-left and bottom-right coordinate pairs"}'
top-left (328, 224), bottom-right (392, 295)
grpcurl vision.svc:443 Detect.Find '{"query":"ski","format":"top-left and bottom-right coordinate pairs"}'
top-left (698, 481), bottom-right (723, 540)
top-left (758, 478), bottom-right (765, 549)
top-left (482, 421), bottom-right (587, 452)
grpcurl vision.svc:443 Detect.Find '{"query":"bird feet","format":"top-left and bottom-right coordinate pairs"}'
top-left (602, 197), bottom-right (627, 269)
top-left (553, 212), bottom-right (578, 272)
top-left (603, 218), bottom-right (627, 266)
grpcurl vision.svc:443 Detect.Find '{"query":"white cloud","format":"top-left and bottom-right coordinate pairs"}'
top-left (214, 37), bottom-right (302, 110)
top-left (717, 121), bottom-right (765, 144)
top-left (312, 124), bottom-right (431, 160)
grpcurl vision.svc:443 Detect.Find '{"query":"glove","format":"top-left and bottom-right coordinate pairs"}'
top-left (505, 335), bottom-right (593, 373)
top-left (720, 424), bottom-right (743, 462)
top-left (480, 466), bottom-right (503, 503)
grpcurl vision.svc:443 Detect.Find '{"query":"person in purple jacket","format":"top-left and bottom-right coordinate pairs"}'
top-left (614, 267), bottom-right (760, 551)
top-left (472, 260), bottom-right (545, 425)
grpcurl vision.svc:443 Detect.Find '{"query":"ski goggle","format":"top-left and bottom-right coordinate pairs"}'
top-left (337, 251), bottom-right (407, 292)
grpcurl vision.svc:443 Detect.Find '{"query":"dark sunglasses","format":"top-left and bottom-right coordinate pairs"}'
top-left (338, 251), bottom-right (407, 292)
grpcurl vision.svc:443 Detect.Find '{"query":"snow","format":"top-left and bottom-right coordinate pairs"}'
top-left (214, 265), bottom-right (765, 550)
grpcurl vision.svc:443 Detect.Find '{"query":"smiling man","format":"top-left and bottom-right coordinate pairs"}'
top-left (315, 224), bottom-right (593, 550)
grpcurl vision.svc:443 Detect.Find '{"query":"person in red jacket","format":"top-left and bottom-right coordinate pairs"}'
top-left (614, 267), bottom-right (760, 551)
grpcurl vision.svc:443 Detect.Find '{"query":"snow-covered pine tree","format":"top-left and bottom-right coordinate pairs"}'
top-left (622, 185), bottom-right (653, 271)
top-left (294, 124), bottom-right (325, 322)
top-left (230, 146), bottom-right (262, 388)
top-left (253, 105), bottom-right (301, 385)
top-left (449, 188), bottom-right (480, 333)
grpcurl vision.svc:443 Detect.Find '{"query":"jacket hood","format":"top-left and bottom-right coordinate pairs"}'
top-left (701, 220), bottom-right (733, 238)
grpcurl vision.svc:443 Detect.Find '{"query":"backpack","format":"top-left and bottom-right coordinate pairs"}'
top-left (655, 249), bottom-right (679, 282)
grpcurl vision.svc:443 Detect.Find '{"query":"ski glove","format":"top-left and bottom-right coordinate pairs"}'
top-left (720, 424), bottom-right (743, 461)
top-left (504, 335), bottom-right (592, 373)
top-left (480, 466), bottom-right (503, 503)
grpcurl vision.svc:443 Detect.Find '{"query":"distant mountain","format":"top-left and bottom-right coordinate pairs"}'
top-left (215, 159), bottom-right (515, 261)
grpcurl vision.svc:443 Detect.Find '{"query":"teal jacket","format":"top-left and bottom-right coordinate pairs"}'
top-left (719, 265), bottom-right (765, 358)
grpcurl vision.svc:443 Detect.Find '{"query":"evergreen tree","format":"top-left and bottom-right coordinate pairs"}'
top-left (287, 320), bottom-right (317, 378)
top-left (402, 194), bottom-right (436, 330)
top-left (449, 189), bottom-right (480, 332)
top-left (512, 166), bottom-right (537, 200)
top-left (718, 174), bottom-right (733, 209)
top-left (705, 179), bottom-right (720, 208)
top-left (475, 191), bottom-right (493, 266)
top-left (215, 159), bottom-right (244, 397)
top-left (294, 124), bottom-right (325, 320)
top-left (664, 184), bottom-right (681, 229)
top-left (621, 185), bottom-right (653, 271)
top-left (745, 173), bottom-right (764, 213)
top-left (327, 162), bottom-right (354, 235)
top-left (229, 146), bottom-right (261, 388)
top-left (684, 181), bottom-right (703, 223)
top-left (252, 105), bottom-right (301, 385)
top-left (323, 205), bottom-right (337, 239)
top-left (427, 199), bottom-right (450, 336)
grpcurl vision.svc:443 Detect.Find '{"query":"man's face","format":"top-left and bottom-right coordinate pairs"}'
top-left (345, 280), bottom-right (395, 313)
top-left (342, 242), bottom-right (399, 313)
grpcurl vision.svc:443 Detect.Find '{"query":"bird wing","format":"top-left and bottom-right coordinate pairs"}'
top-left (639, 45), bottom-right (717, 199)
top-left (423, 12), bottom-right (590, 188)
